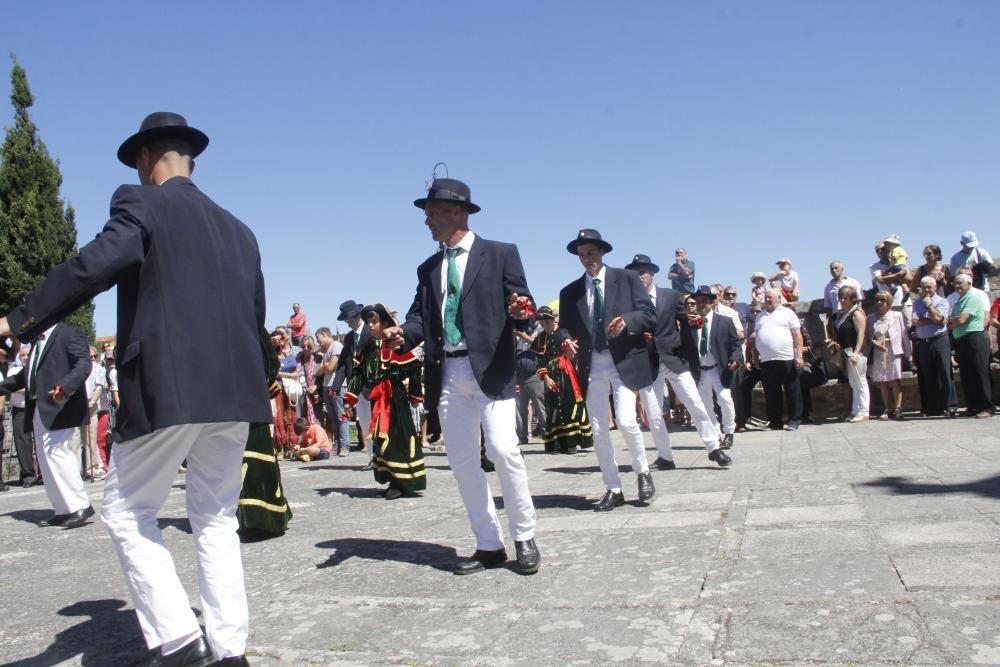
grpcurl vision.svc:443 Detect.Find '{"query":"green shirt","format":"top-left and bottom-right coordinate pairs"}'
top-left (952, 291), bottom-right (985, 338)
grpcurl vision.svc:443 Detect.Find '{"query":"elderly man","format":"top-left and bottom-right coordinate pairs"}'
top-left (1, 112), bottom-right (270, 666)
top-left (689, 286), bottom-right (743, 449)
top-left (667, 247), bottom-right (696, 295)
top-left (950, 231), bottom-right (994, 291)
top-left (751, 289), bottom-right (805, 431)
top-left (949, 273), bottom-right (993, 418)
top-left (383, 176), bottom-right (540, 575)
top-left (823, 262), bottom-right (864, 334)
top-left (912, 276), bottom-right (956, 417)
top-left (560, 234), bottom-right (657, 512)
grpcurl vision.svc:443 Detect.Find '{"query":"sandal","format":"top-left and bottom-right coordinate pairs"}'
top-left (846, 415), bottom-right (869, 423)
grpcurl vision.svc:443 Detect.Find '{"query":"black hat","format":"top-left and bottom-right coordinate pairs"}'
top-left (567, 228), bottom-right (613, 255)
top-left (536, 305), bottom-right (557, 320)
top-left (117, 112), bottom-right (209, 168)
top-left (337, 300), bottom-right (365, 322)
top-left (692, 285), bottom-right (717, 300)
top-left (625, 253), bottom-right (660, 274)
top-left (413, 178), bottom-right (481, 214)
top-left (360, 303), bottom-right (398, 327)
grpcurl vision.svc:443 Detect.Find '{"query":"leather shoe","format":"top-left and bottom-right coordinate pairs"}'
top-left (594, 489), bottom-right (626, 512)
top-left (708, 448), bottom-right (732, 467)
top-left (653, 457), bottom-right (676, 471)
top-left (514, 538), bottom-right (540, 574)
top-left (211, 657), bottom-right (249, 666)
top-left (43, 512), bottom-right (72, 527)
top-left (637, 472), bottom-right (655, 502)
top-left (453, 548), bottom-right (507, 575)
top-left (721, 433), bottom-right (734, 449)
top-left (150, 636), bottom-right (215, 667)
top-left (63, 505), bottom-right (96, 529)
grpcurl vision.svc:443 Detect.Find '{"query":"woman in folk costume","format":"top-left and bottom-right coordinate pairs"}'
top-left (345, 304), bottom-right (427, 499)
top-left (530, 306), bottom-right (593, 454)
top-left (237, 331), bottom-right (293, 541)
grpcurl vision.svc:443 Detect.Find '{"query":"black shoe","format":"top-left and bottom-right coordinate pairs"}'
top-left (0, 483), bottom-right (8, 492)
top-left (518, 438), bottom-right (529, 445)
top-left (150, 636), bottom-right (215, 667)
top-left (721, 433), bottom-right (734, 449)
top-left (594, 490), bottom-right (626, 512)
top-left (783, 421), bottom-right (800, 431)
top-left (63, 505), bottom-right (96, 529)
top-left (514, 538), bottom-right (540, 574)
top-left (637, 472), bottom-right (655, 502)
top-left (708, 448), bottom-right (732, 467)
top-left (43, 512), bottom-right (72, 527)
top-left (481, 458), bottom-right (496, 472)
top-left (653, 457), bottom-right (676, 471)
top-left (384, 488), bottom-right (403, 500)
top-left (361, 459), bottom-right (375, 471)
top-left (565, 445), bottom-right (578, 455)
top-left (21, 477), bottom-right (39, 488)
top-left (211, 657), bottom-right (249, 666)
top-left (453, 548), bottom-right (507, 575)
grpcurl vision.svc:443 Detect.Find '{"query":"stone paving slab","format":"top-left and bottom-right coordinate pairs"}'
top-left (2, 417), bottom-right (1000, 665)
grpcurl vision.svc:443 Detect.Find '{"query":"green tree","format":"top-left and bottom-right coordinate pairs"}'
top-left (0, 55), bottom-right (94, 339)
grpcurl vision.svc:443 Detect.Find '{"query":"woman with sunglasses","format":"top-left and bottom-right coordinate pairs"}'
top-left (866, 292), bottom-right (911, 420)
top-left (909, 244), bottom-right (952, 296)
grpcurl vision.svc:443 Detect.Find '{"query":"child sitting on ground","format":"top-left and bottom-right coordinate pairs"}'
top-left (292, 417), bottom-right (332, 462)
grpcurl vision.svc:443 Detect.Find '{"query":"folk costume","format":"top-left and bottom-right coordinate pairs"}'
top-left (237, 332), bottom-right (293, 541)
top-left (530, 311), bottom-right (592, 454)
top-left (345, 305), bottom-right (426, 495)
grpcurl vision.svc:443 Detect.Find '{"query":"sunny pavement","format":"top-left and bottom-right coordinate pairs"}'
top-left (2, 415), bottom-right (1000, 665)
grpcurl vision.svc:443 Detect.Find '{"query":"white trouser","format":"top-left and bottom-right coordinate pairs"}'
top-left (438, 357), bottom-right (536, 550)
top-left (696, 367), bottom-right (736, 436)
top-left (356, 397), bottom-right (372, 456)
top-left (843, 350), bottom-right (870, 417)
top-left (656, 362), bottom-right (720, 453)
top-left (585, 351), bottom-right (649, 492)
top-left (638, 379), bottom-right (673, 461)
top-left (31, 411), bottom-right (90, 515)
top-left (101, 422), bottom-right (249, 659)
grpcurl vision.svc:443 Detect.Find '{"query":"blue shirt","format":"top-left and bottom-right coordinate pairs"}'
top-left (912, 295), bottom-right (949, 339)
top-left (669, 259), bottom-right (696, 294)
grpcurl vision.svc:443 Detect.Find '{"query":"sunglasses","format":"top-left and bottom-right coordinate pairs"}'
top-left (723, 292), bottom-right (736, 298)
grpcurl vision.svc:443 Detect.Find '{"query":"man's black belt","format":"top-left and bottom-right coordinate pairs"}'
top-left (918, 333), bottom-right (948, 342)
top-left (445, 350), bottom-right (469, 358)
top-left (700, 364), bottom-right (717, 370)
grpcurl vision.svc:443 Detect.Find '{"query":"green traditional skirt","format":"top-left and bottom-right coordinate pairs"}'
top-left (237, 423), bottom-right (292, 541)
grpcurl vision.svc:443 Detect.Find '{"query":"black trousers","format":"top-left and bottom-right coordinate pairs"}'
top-left (915, 334), bottom-right (957, 416)
top-left (738, 366), bottom-right (762, 426)
top-left (10, 408), bottom-right (37, 483)
top-left (761, 360), bottom-right (803, 427)
top-left (955, 332), bottom-right (993, 414)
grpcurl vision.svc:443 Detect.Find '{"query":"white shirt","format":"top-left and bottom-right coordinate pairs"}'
top-left (440, 231), bottom-right (477, 352)
top-left (25, 325), bottom-right (57, 399)
top-left (754, 307), bottom-right (801, 362)
top-left (86, 361), bottom-right (105, 402)
top-left (824, 276), bottom-right (863, 314)
top-left (322, 341), bottom-right (343, 388)
top-left (646, 283), bottom-right (657, 308)
top-left (697, 311), bottom-right (718, 367)
top-left (715, 303), bottom-right (745, 338)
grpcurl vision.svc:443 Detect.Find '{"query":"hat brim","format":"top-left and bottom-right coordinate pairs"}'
top-left (567, 239), bottom-right (613, 255)
top-left (360, 304), bottom-right (398, 327)
top-left (117, 125), bottom-right (209, 168)
top-left (625, 262), bottom-right (659, 274)
top-left (963, 239), bottom-right (980, 248)
top-left (336, 307), bottom-right (364, 322)
top-left (413, 197), bottom-right (481, 214)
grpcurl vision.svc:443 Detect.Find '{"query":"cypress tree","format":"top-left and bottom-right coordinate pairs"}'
top-left (0, 56), bottom-right (94, 338)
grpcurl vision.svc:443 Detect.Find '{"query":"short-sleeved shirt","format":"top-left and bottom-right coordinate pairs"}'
top-left (289, 312), bottom-right (307, 337)
top-left (823, 277), bottom-right (863, 314)
top-left (669, 259), bottom-right (696, 294)
top-left (775, 270), bottom-right (800, 293)
top-left (322, 341), bottom-right (344, 388)
top-left (952, 291), bottom-right (986, 339)
top-left (300, 423), bottom-right (331, 452)
top-left (754, 307), bottom-right (800, 362)
top-left (912, 295), bottom-right (950, 339)
top-left (86, 362), bottom-right (106, 402)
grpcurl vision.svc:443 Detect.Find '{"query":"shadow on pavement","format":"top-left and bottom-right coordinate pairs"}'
top-left (493, 494), bottom-right (595, 512)
top-left (860, 474), bottom-right (1000, 499)
top-left (315, 538), bottom-right (457, 572)
top-left (4, 599), bottom-right (151, 666)
top-left (315, 487), bottom-right (384, 499)
top-left (1, 508), bottom-right (55, 526)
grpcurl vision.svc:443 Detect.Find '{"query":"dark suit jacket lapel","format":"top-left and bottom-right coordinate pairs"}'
top-left (429, 251), bottom-right (444, 315)
top-left (574, 276), bottom-right (590, 341)
top-left (36, 323), bottom-right (61, 367)
top-left (460, 236), bottom-right (485, 303)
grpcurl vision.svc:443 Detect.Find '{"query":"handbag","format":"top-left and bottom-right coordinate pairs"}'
top-left (281, 378), bottom-right (303, 406)
top-left (971, 249), bottom-right (994, 288)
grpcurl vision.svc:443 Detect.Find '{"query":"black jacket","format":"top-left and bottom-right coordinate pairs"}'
top-left (6, 177), bottom-right (272, 441)
top-left (0, 323), bottom-right (91, 431)
top-left (558, 267), bottom-right (656, 394)
top-left (684, 311), bottom-right (744, 385)
top-left (648, 286), bottom-right (692, 375)
top-left (335, 326), bottom-right (372, 391)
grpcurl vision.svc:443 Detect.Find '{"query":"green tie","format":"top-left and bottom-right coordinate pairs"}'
top-left (27, 334), bottom-right (45, 401)
top-left (593, 278), bottom-right (607, 351)
top-left (444, 248), bottom-right (464, 346)
top-left (700, 315), bottom-right (709, 357)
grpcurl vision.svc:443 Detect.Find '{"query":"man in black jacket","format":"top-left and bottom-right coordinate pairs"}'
top-left (384, 177), bottom-right (540, 575)
top-left (0, 323), bottom-right (92, 525)
top-left (559, 230), bottom-right (657, 512)
top-left (688, 286), bottom-right (743, 450)
top-left (0, 112), bottom-right (268, 666)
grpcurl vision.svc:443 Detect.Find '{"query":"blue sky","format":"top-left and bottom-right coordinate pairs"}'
top-left (2, 1), bottom-right (998, 336)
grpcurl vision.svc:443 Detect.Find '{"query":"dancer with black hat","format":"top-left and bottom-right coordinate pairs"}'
top-left (558, 230), bottom-right (657, 512)
top-left (382, 174), bottom-right (541, 575)
top-left (0, 112), bottom-right (268, 665)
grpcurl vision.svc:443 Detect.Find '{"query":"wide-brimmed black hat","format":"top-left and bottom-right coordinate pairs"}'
top-left (337, 300), bottom-right (365, 322)
top-left (117, 112), bottom-right (209, 168)
top-left (625, 253), bottom-right (660, 274)
top-left (536, 305), bottom-right (557, 320)
top-left (567, 228), bottom-right (613, 255)
top-left (692, 285), bottom-right (717, 300)
top-left (413, 178), bottom-right (481, 214)
top-left (360, 303), bottom-right (398, 327)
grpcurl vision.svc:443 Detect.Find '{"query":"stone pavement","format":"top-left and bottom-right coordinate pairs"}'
top-left (2, 416), bottom-right (1000, 666)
